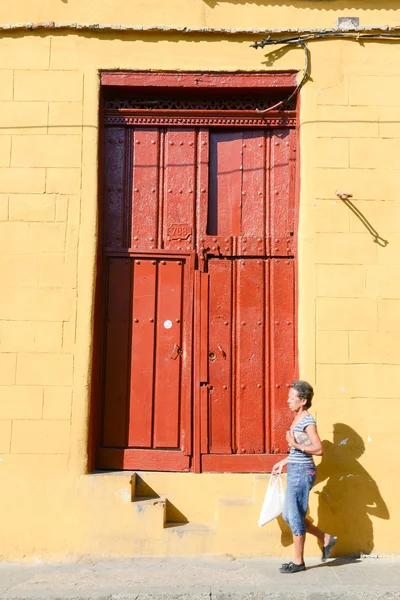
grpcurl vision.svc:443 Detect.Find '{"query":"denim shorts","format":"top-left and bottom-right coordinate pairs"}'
top-left (282, 463), bottom-right (316, 536)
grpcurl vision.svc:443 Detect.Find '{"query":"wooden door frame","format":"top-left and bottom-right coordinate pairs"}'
top-left (93, 70), bottom-right (299, 473)
top-left (101, 71), bottom-right (298, 90)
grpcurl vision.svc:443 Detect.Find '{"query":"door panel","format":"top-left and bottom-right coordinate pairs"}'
top-left (131, 128), bottom-right (160, 250)
top-left (207, 258), bottom-right (268, 457)
top-left (201, 129), bottom-right (296, 258)
top-left (101, 254), bottom-right (192, 470)
top-left (163, 129), bottom-right (197, 252)
top-left (270, 258), bottom-right (296, 453)
top-left (241, 131), bottom-right (267, 255)
top-left (153, 259), bottom-right (184, 448)
top-left (208, 132), bottom-right (242, 237)
top-left (100, 117), bottom-right (297, 473)
top-left (128, 258), bottom-right (157, 448)
top-left (236, 258), bottom-right (266, 454)
top-left (269, 128), bottom-right (296, 256)
top-left (208, 259), bottom-right (233, 454)
top-left (102, 258), bottom-right (131, 447)
top-left (202, 257), bottom-right (294, 471)
top-left (103, 127), bottom-right (131, 249)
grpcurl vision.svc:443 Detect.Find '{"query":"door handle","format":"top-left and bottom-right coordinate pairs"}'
top-left (170, 343), bottom-right (182, 360)
top-left (217, 345), bottom-right (226, 359)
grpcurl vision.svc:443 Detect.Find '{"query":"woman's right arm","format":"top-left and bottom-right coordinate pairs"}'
top-left (272, 457), bottom-right (288, 475)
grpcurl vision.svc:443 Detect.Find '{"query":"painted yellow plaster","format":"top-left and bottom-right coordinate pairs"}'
top-left (0, 0), bottom-right (399, 560)
top-left (2, 0), bottom-right (400, 30)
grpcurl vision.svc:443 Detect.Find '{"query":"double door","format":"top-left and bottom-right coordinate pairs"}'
top-left (97, 126), bottom-right (296, 472)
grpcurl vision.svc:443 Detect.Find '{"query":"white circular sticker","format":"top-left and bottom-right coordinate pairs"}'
top-left (164, 320), bottom-right (173, 329)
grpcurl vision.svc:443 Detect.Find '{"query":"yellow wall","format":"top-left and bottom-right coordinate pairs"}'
top-left (0, 0), bottom-right (399, 559)
top-left (2, 0), bottom-right (400, 29)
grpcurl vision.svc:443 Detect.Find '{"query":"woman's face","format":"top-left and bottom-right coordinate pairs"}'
top-left (287, 387), bottom-right (307, 412)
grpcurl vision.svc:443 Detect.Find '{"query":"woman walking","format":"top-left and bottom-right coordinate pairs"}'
top-left (272, 380), bottom-right (337, 573)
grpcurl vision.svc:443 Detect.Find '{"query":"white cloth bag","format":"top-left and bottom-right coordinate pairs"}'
top-left (258, 474), bottom-right (285, 526)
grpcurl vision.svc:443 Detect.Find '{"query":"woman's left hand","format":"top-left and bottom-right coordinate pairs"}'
top-left (286, 430), bottom-right (296, 447)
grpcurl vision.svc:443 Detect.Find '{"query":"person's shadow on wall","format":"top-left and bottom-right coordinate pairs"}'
top-left (278, 423), bottom-right (389, 557)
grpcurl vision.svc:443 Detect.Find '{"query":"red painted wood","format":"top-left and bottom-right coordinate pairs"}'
top-left (208, 259), bottom-right (233, 454)
top-left (205, 258), bottom-right (289, 464)
top-left (199, 272), bottom-right (209, 384)
top-left (199, 272), bottom-right (209, 456)
top-left (131, 128), bottom-right (159, 251)
top-left (103, 128), bottom-right (129, 249)
top-left (236, 259), bottom-right (265, 454)
top-left (98, 448), bottom-right (190, 471)
top-left (294, 97), bottom-right (301, 380)
top-left (179, 251), bottom-right (195, 457)
top-left (100, 254), bottom-right (193, 464)
top-left (128, 258), bottom-right (157, 447)
top-left (153, 259), bottom-right (183, 448)
top-left (102, 258), bottom-right (131, 447)
top-left (270, 259), bottom-right (295, 453)
top-left (240, 131), bottom-right (266, 255)
top-left (109, 249), bottom-right (191, 257)
top-left (201, 453), bottom-right (288, 473)
top-left (196, 128), bottom-right (209, 268)
top-left (200, 387), bottom-right (209, 455)
top-left (193, 271), bottom-right (201, 473)
top-left (269, 128), bottom-right (296, 257)
top-left (101, 71), bottom-right (298, 90)
top-left (264, 260), bottom-right (271, 454)
top-left (209, 132), bottom-right (242, 237)
top-left (157, 129), bottom-right (166, 249)
top-left (105, 112), bottom-right (296, 130)
top-left (163, 129), bottom-right (197, 252)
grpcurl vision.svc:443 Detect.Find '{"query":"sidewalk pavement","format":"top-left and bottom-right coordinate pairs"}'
top-left (0, 555), bottom-right (399, 600)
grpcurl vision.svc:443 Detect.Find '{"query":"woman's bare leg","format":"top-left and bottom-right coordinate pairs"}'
top-left (305, 518), bottom-right (331, 546)
top-left (293, 534), bottom-right (306, 565)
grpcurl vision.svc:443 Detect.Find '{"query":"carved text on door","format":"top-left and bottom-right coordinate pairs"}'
top-left (167, 224), bottom-right (192, 241)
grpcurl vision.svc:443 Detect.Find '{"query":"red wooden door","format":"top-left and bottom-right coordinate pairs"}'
top-left (200, 258), bottom-right (295, 472)
top-left (197, 130), bottom-right (296, 472)
top-left (98, 126), bottom-right (196, 470)
top-left (98, 94), bottom-right (297, 472)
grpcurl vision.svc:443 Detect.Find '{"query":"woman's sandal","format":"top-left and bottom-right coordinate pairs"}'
top-left (322, 535), bottom-right (338, 562)
top-left (279, 561), bottom-right (306, 573)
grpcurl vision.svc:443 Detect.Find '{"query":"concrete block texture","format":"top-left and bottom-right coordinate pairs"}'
top-left (16, 352), bottom-right (73, 386)
top-left (0, 37), bottom-right (50, 70)
top-left (0, 168), bottom-right (46, 194)
top-left (0, 71), bottom-right (14, 101)
top-left (0, 420), bottom-right (12, 453)
top-left (48, 102), bottom-right (83, 135)
top-left (11, 135), bottom-right (81, 168)
top-left (350, 75), bottom-right (400, 106)
top-left (45, 169), bottom-right (81, 195)
top-left (0, 101), bottom-right (48, 135)
top-left (0, 321), bottom-right (63, 352)
top-left (317, 298), bottom-right (377, 331)
top-left (14, 71), bottom-right (83, 102)
top-left (9, 195), bottom-right (56, 222)
top-left (0, 195), bottom-right (8, 220)
top-left (316, 138), bottom-right (349, 168)
top-left (379, 299), bottom-right (400, 332)
top-left (0, 385), bottom-right (43, 419)
top-left (43, 387), bottom-right (72, 420)
top-left (10, 419), bottom-right (70, 453)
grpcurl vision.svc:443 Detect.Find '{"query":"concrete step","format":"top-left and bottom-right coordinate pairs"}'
top-left (72, 471), bottom-right (321, 557)
top-left (132, 472), bottom-right (256, 523)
